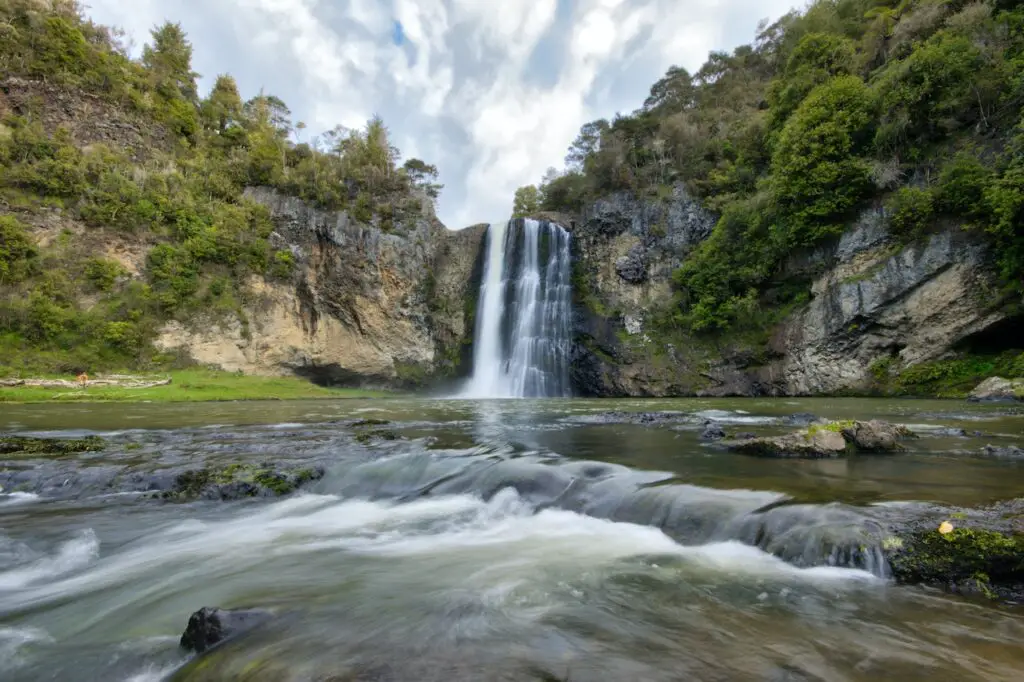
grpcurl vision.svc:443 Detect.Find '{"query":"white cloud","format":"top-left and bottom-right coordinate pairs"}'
top-left (83, 0), bottom-right (798, 228)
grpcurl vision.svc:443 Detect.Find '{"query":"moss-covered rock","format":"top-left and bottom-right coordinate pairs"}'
top-left (164, 464), bottom-right (324, 501)
top-left (889, 525), bottom-right (1024, 602)
top-left (353, 429), bottom-right (399, 444)
top-left (0, 435), bottom-right (104, 455)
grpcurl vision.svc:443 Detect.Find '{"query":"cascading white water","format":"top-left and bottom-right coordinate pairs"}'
top-left (463, 218), bottom-right (572, 398)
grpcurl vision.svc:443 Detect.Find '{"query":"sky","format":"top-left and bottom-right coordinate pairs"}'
top-left (83, 0), bottom-right (797, 229)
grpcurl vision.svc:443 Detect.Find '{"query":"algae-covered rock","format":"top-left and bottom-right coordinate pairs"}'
top-left (0, 435), bottom-right (104, 455)
top-left (888, 525), bottom-right (1024, 602)
top-left (968, 377), bottom-right (1024, 402)
top-left (165, 464), bottom-right (325, 501)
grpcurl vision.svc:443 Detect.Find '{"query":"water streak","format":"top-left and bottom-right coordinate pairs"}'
top-left (464, 219), bottom-right (572, 398)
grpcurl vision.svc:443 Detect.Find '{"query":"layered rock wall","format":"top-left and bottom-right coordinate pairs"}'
top-left (155, 189), bottom-right (485, 387)
top-left (569, 187), bottom-right (1007, 397)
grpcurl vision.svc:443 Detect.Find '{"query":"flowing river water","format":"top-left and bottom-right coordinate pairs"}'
top-left (1, 397), bottom-right (1023, 681)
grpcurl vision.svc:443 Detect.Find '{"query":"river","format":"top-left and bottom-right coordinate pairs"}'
top-left (1, 397), bottom-right (1023, 681)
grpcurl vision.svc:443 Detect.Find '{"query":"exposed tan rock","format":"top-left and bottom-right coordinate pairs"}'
top-left (154, 190), bottom-right (484, 387)
top-left (727, 428), bottom-right (849, 459)
top-left (725, 420), bottom-right (916, 458)
top-left (968, 377), bottom-right (1024, 402)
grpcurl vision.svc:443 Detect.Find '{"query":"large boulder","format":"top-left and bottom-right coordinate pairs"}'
top-left (968, 377), bottom-right (1024, 402)
top-left (840, 420), bottom-right (916, 452)
top-left (180, 607), bottom-right (274, 654)
top-left (725, 420), bottom-right (915, 458)
top-left (726, 427), bottom-right (849, 459)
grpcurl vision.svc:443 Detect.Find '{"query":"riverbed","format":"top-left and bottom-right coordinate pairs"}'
top-left (2, 397), bottom-right (1023, 681)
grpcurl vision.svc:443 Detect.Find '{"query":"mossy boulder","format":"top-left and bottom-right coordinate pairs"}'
top-left (165, 463), bottom-right (324, 501)
top-left (0, 435), bottom-right (104, 455)
top-left (353, 429), bottom-right (399, 444)
top-left (888, 525), bottom-right (1024, 602)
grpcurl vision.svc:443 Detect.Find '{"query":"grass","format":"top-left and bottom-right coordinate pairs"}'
top-left (0, 369), bottom-right (395, 403)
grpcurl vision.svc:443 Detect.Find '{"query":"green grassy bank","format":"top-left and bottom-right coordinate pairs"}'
top-left (0, 369), bottom-right (393, 403)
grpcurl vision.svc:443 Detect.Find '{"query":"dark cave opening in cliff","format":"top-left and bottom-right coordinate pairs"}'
top-left (953, 316), bottom-right (1024, 355)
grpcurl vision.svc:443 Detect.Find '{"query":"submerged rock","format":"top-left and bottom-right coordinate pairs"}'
top-left (982, 445), bottom-right (1024, 459)
top-left (968, 377), bottom-right (1024, 403)
top-left (180, 606), bottom-right (274, 654)
top-left (781, 413), bottom-right (820, 427)
top-left (725, 420), bottom-right (915, 458)
top-left (931, 427), bottom-right (968, 437)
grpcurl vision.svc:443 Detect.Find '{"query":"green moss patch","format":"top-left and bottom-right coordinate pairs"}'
top-left (890, 526), bottom-right (1024, 601)
top-left (0, 435), bottom-right (104, 455)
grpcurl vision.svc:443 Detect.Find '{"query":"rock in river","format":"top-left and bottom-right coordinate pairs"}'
top-left (726, 420), bottom-right (916, 458)
top-left (700, 421), bottom-right (726, 441)
top-left (967, 376), bottom-right (1024, 402)
top-left (180, 607), bottom-right (274, 654)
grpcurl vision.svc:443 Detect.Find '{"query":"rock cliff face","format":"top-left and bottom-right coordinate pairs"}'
top-left (775, 210), bottom-right (1004, 395)
top-left (569, 187), bottom-right (1008, 397)
top-left (155, 189), bottom-right (485, 388)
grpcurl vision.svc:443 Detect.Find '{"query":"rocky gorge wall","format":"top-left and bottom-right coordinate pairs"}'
top-left (568, 186), bottom-right (1011, 397)
top-left (155, 188), bottom-right (486, 388)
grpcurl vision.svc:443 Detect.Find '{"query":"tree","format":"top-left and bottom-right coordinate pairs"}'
top-left (565, 120), bottom-right (609, 171)
top-left (403, 158), bottom-right (443, 197)
top-left (643, 67), bottom-right (695, 113)
top-left (771, 75), bottom-right (875, 244)
top-left (142, 22), bottom-right (198, 101)
top-left (201, 74), bottom-right (243, 133)
top-left (244, 93), bottom-right (292, 137)
top-left (512, 185), bottom-right (540, 217)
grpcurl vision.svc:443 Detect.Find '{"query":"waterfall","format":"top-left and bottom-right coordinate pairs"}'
top-left (463, 218), bottom-right (572, 398)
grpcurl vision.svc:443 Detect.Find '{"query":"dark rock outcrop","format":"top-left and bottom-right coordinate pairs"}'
top-left (180, 607), bottom-right (274, 654)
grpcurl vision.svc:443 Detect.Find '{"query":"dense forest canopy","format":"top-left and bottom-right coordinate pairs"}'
top-left (0, 0), bottom-right (443, 374)
top-left (519, 0), bottom-right (1024, 333)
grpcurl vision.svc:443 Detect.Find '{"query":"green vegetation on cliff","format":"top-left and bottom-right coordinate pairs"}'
top-left (0, 0), bottom-right (442, 375)
top-left (524, 0), bottom-right (1024, 335)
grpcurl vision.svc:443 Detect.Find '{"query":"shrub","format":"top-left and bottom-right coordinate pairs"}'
top-left (0, 215), bottom-right (37, 284)
top-left (887, 187), bottom-right (935, 241)
top-left (770, 75), bottom-right (875, 246)
top-left (84, 258), bottom-right (127, 291)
